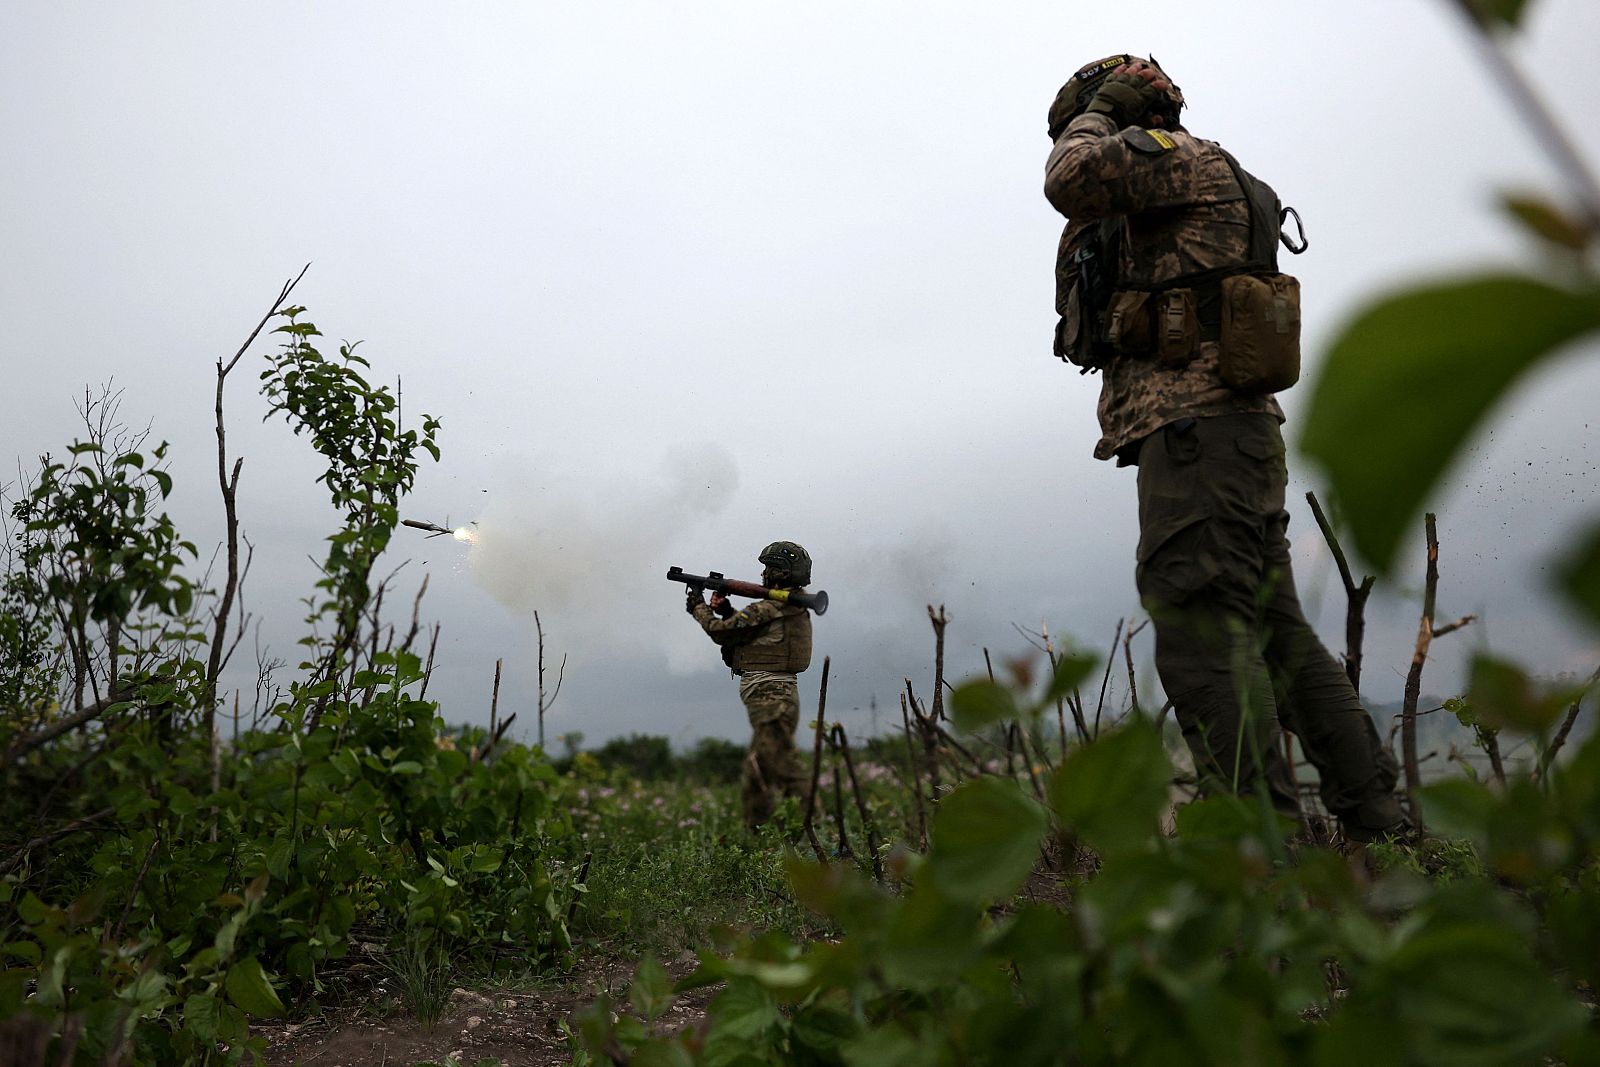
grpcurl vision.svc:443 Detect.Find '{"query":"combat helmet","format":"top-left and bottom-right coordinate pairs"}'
top-left (1047, 53), bottom-right (1185, 139)
top-left (758, 541), bottom-right (812, 587)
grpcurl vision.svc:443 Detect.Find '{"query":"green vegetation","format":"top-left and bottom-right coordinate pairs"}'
top-left (0, 310), bottom-right (576, 1064)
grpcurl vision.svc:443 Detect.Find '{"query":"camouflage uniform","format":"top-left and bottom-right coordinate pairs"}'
top-left (692, 598), bottom-right (810, 829)
top-left (1045, 110), bottom-right (1404, 837)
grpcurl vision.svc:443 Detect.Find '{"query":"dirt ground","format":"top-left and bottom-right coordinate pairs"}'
top-left (257, 955), bottom-right (715, 1067)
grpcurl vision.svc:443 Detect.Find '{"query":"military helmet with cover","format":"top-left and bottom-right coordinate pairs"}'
top-left (1047, 53), bottom-right (1184, 139)
top-left (758, 541), bottom-right (812, 587)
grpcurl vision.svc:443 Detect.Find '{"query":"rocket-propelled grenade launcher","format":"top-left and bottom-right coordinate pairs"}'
top-left (667, 566), bottom-right (829, 616)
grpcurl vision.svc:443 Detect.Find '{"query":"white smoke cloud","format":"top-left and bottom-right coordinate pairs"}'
top-left (461, 442), bottom-right (740, 670)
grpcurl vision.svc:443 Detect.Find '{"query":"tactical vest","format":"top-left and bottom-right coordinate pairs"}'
top-left (1055, 144), bottom-right (1305, 392)
top-left (730, 603), bottom-right (813, 674)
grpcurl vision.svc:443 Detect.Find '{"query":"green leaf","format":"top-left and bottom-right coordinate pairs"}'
top-left (1048, 719), bottom-right (1171, 853)
top-left (1458, 0), bottom-right (1534, 29)
top-left (389, 760), bottom-right (424, 775)
top-left (1468, 655), bottom-right (1573, 734)
top-left (1503, 193), bottom-right (1592, 252)
top-left (1418, 778), bottom-right (1495, 852)
top-left (706, 978), bottom-right (778, 1041)
top-left (1558, 521), bottom-right (1600, 626)
top-left (1043, 652), bottom-right (1098, 705)
top-left (184, 992), bottom-right (222, 1041)
top-left (224, 957), bottom-right (285, 1017)
top-left (949, 680), bottom-right (1018, 733)
top-left (1300, 275), bottom-right (1600, 572)
top-left (629, 955), bottom-right (674, 1022)
top-left (926, 776), bottom-right (1047, 903)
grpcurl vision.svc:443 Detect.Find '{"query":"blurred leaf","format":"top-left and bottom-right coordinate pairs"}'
top-left (880, 885), bottom-right (982, 991)
top-left (1048, 720), bottom-right (1171, 853)
top-left (926, 777), bottom-right (1048, 902)
top-left (224, 957), bottom-right (284, 1017)
top-left (706, 978), bottom-right (778, 1041)
top-left (1300, 274), bottom-right (1600, 572)
top-left (1172, 795), bottom-right (1263, 842)
top-left (1042, 652), bottom-right (1098, 706)
top-left (1456, 0), bottom-right (1533, 28)
top-left (1468, 655), bottom-right (1574, 734)
top-left (1419, 778), bottom-right (1495, 852)
top-left (1558, 520), bottom-right (1600, 625)
top-left (949, 680), bottom-right (1018, 733)
top-left (629, 955), bottom-right (674, 1022)
top-left (1503, 193), bottom-right (1592, 251)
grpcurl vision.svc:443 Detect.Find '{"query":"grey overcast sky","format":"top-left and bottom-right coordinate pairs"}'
top-left (4, 1), bottom-right (1598, 748)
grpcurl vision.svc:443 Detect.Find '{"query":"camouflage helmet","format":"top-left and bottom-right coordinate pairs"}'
top-left (758, 541), bottom-right (812, 586)
top-left (1047, 53), bottom-right (1184, 139)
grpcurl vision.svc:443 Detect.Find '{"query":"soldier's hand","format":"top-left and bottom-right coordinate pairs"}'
top-left (709, 591), bottom-right (729, 610)
top-left (686, 588), bottom-right (705, 614)
top-left (1085, 63), bottom-right (1170, 128)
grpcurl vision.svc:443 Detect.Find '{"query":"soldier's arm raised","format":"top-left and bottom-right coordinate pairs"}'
top-left (693, 598), bottom-right (784, 644)
top-left (1044, 112), bottom-right (1189, 220)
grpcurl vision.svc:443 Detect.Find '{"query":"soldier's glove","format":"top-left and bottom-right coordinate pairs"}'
top-left (686, 588), bottom-right (705, 614)
top-left (1085, 71), bottom-right (1167, 129)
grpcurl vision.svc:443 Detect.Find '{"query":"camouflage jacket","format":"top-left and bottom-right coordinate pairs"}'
top-left (692, 598), bottom-right (812, 674)
top-left (1044, 112), bottom-right (1281, 462)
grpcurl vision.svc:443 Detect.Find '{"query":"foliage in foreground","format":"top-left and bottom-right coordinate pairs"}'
top-left (581, 686), bottom-right (1600, 1067)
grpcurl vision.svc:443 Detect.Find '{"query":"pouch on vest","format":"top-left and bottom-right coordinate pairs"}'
top-left (1053, 281), bottom-right (1090, 367)
top-left (1218, 272), bottom-right (1301, 392)
top-left (1155, 289), bottom-right (1199, 368)
top-left (1104, 290), bottom-right (1153, 354)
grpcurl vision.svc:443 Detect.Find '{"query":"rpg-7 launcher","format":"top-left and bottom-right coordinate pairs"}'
top-left (666, 566), bottom-right (829, 616)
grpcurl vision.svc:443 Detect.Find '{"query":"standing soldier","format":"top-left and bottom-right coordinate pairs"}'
top-left (687, 542), bottom-right (814, 830)
top-left (1043, 55), bottom-right (1408, 841)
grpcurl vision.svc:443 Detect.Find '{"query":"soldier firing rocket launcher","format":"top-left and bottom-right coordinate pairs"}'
top-left (666, 566), bottom-right (829, 616)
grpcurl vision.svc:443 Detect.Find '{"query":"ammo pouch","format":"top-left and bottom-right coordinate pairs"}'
top-left (1104, 288), bottom-right (1197, 368)
top-left (1218, 272), bottom-right (1301, 392)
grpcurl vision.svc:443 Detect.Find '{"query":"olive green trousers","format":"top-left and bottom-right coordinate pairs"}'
top-left (1135, 413), bottom-right (1403, 835)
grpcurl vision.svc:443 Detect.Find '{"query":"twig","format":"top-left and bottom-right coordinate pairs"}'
top-left (927, 605), bottom-right (950, 723)
top-left (832, 724), bottom-right (883, 882)
top-left (900, 693), bottom-right (928, 850)
top-left (1537, 663), bottom-right (1599, 781)
top-left (802, 657), bottom-right (831, 863)
top-left (1123, 619), bottom-right (1148, 717)
top-left (1401, 514), bottom-right (1440, 828)
top-left (1446, 1), bottom-right (1600, 231)
top-left (1093, 618), bottom-right (1124, 738)
top-left (0, 807), bottom-right (116, 877)
top-left (1306, 490), bottom-right (1375, 694)
top-left (206, 265), bottom-right (310, 719)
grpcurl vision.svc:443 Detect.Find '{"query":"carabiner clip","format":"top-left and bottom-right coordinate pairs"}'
top-left (1279, 206), bottom-right (1308, 254)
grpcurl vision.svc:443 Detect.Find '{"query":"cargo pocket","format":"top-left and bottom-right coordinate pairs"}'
top-left (1136, 494), bottom-right (1219, 607)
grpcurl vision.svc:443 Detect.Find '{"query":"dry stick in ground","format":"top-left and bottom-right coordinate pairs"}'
top-left (534, 609), bottom-right (567, 751)
top-left (1538, 663), bottom-right (1600, 782)
top-left (1400, 515), bottom-right (1440, 826)
top-left (1093, 618), bottom-right (1125, 738)
top-left (906, 679), bottom-right (943, 804)
top-left (832, 724), bottom-right (884, 882)
top-left (1306, 490), bottom-right (1376, 694)
top-left (1123, 619), bottom-right (1149, 717)
top-left (802, 657), bottom-right (832, 864)
top-left (1400, 515), bottom-right (1479, 827)
top-left (418, 623), bottom-right (441, 701)
top-left (828, 735), bottom-right (853, 859)
top-left (927, 605), bottom-right (950, 723)
top-left (899, 693), bottom-right (929, 850)
top-left (1009, 723), bottom-right (1046, 802)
